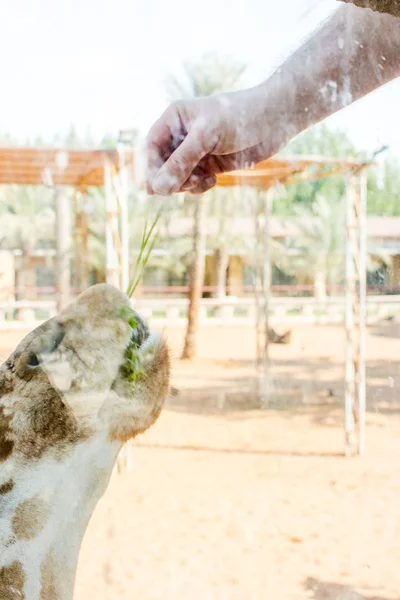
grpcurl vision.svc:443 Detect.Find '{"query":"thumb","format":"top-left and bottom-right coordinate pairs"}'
top-left (152, 127), bottom-right (215, 195)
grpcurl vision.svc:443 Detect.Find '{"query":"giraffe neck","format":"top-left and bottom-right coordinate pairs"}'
top-left (0, 433), bottom-right (120, 600)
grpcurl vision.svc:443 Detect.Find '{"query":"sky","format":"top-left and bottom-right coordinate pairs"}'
top-left (0, 0), bottom-right (399, 158)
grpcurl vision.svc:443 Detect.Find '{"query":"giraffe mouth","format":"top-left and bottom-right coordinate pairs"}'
top-left (117, 310), bottom-right (155, 386)
top-left (129, 312), bottom-right (150, 349)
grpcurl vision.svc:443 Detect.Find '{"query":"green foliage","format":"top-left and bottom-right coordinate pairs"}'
top-left (279, 194), bottom-right (346, 293)
top-left (285, 124), bottom-right (362, 157)
top-left (207, 185), bottom-right (253, 254)
top-left (0, 185), bottom-right (55, 252)
top-left (117, 307), bottom-right (145, 385)
top-left (276, 124), bottom-right (400, 216)
top-left (165, 52), bottom-right (247, 101)
top-left (126, 211), bottom-right (161, 298)
top-left (165, 52), bottom-right (249, 298)
top-left (0, 100), bottom-right (399, 305)
top-left (121, 343), bottom-right (145, 384)
top-left (274, 125), bottom-right (361, 215)
top-left (100, 132), bottom-right (118, 149)
top-left (366, 157), bottom-right (400, 215)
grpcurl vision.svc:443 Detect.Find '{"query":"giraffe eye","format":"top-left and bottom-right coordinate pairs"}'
top-left (27, 352), bottom-right (41, 368)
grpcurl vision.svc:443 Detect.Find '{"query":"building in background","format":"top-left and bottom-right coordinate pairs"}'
top-left (1, 216), bottom-right (399, 300)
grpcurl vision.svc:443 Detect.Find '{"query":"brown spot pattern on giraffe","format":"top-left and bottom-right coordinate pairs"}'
top-left (0, 405), bottom-right (13, 461)
top-left (0, 561), bottom-right (25, 599)
top-left (14, 376), bottom-right (86, 460)
top-left (12, 497), bottom-right (48, 540)
top-left (0, 479), bottom-right (14, 495)
top-left (40, 551), bottom-right (59, 600)
top-left (0, 318), bottom-right (88, 460)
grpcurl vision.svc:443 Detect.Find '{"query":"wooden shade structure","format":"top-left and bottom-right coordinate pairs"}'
top-left (0, 147), bottom-right (135, 188)
top-left (0, 146), bottom-right (363, 189)
top-left (217, 155), bottom-right (364, 188)
top-left (0, 145), bottom-right (369, 457)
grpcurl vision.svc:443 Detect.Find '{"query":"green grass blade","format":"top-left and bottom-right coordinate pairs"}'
top-left (126, 208), bottom-right (162, 299)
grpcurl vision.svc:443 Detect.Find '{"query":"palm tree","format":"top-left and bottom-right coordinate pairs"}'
top-left (279, 194), bottom-right (346, 298)
top-left (165, 53), bottom-right (246, 100)
top-left (278, 192), bottom-right (392, 299)
top-left (147, 196), bottom-right (192, 288)
top-left (165, 52), bottom-right (247, 359)
top-left (0, 185), bottom-right (55, 316)
top-left (207, 185), bottom-right (253, 298)
top-left (276, 125), bottom-right (364, 215)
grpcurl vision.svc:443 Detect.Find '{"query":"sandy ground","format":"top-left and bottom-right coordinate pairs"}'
top-left (1, 321), bottom-right (400, 600)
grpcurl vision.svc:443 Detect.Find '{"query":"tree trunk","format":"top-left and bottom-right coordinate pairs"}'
top-left (181, 194), bottom-right (207, 360)
top-left (328, 281), bottom-right (338, 296)
top-left (263, 191), bottom-right (272, 367)
top-left (55, 188), bottom-right (71, 312)
top-left (314, 271), bottom-right (327, 301)
top-left (253, 192), bottom-right (263, 366)
top-left (327, 265), bottom-right (338, 296)
top-left (14, 252), bottom-right (26, 321)
top-left (215, 246), bottom-right (228, 299)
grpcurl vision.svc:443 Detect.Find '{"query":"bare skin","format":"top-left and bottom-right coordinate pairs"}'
top-left (145, 4), bottom-right (400, 196)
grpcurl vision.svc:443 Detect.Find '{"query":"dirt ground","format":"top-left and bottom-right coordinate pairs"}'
top-left (1, 321), bottom-right (400, 600)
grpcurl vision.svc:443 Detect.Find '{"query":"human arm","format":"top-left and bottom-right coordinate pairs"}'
top-left (145, 4), bottom-right (400, 196)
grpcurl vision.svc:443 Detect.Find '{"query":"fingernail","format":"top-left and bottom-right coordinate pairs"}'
top-left (181, 181), bottom-right (195, 191)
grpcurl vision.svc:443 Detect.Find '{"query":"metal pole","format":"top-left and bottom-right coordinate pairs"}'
top-left (118, 145), bottom-right (130, 293)
top-left (74, 189), bottom-right (90, 292)
top-left (115, 146), bottom-right (133, 474)
top-left (263, 189), bottom-right (271, 368)
top-left (72, 190), bottom-right (79, 292)
top-left (253, 190), bottom-right (263, 366)
top-left (55, 187), bottom-right (71, 312)
top-left (104, 159), bottom-right (120, 288)
top-left (357, 170), bottom-right (367, 455)
top-left (345, 173), bottom-right (355, 457)
top-left (259, 187), bottom-right (274, 407)
top-left (80, 189), bottom-right (90, 292)
top-left (252, 189), bottom-right (263, 403)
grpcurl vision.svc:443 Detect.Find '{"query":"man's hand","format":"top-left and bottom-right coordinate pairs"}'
top-left (145, 88), bottom-right (286, 196)
top-left (145, 4), bottom-right (400, 197)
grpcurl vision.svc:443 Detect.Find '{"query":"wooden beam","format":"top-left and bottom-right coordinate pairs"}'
top-left (55, 187), bottom-right (71, 312)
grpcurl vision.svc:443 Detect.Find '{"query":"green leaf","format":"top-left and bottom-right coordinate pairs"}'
top-left (126, 208), bottom-right (162, 298)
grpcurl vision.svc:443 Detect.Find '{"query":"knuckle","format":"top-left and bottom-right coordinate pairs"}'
top-left (169, 100), bottom-right (185, 116)
top-left (172, 99), bottom-right (183, 110)
top-left (170, 152), bottom-right (191, 175)
top-left (191, 175), bottom-right (216, 195)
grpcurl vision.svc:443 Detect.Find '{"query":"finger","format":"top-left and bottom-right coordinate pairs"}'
top-left (180, 180), bottom-right (196, 192)
top-left (196, 139), bottom-right (284, 176)
top-left (145, 107), bottom-right (182, 193)
top-left (134, 142), bottom-right (157, 195)
top-left (145, 141), bottom-right (172, 195)
top-left (180, 167), bottom-right (207, 191)
top-left (152, 127), bottom-right (216, 196)
top-left (186, 174), bottom-right (217, 195)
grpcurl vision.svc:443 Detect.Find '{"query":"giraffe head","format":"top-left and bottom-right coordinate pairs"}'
top-left (0, 284), bottom-right (170, 599)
